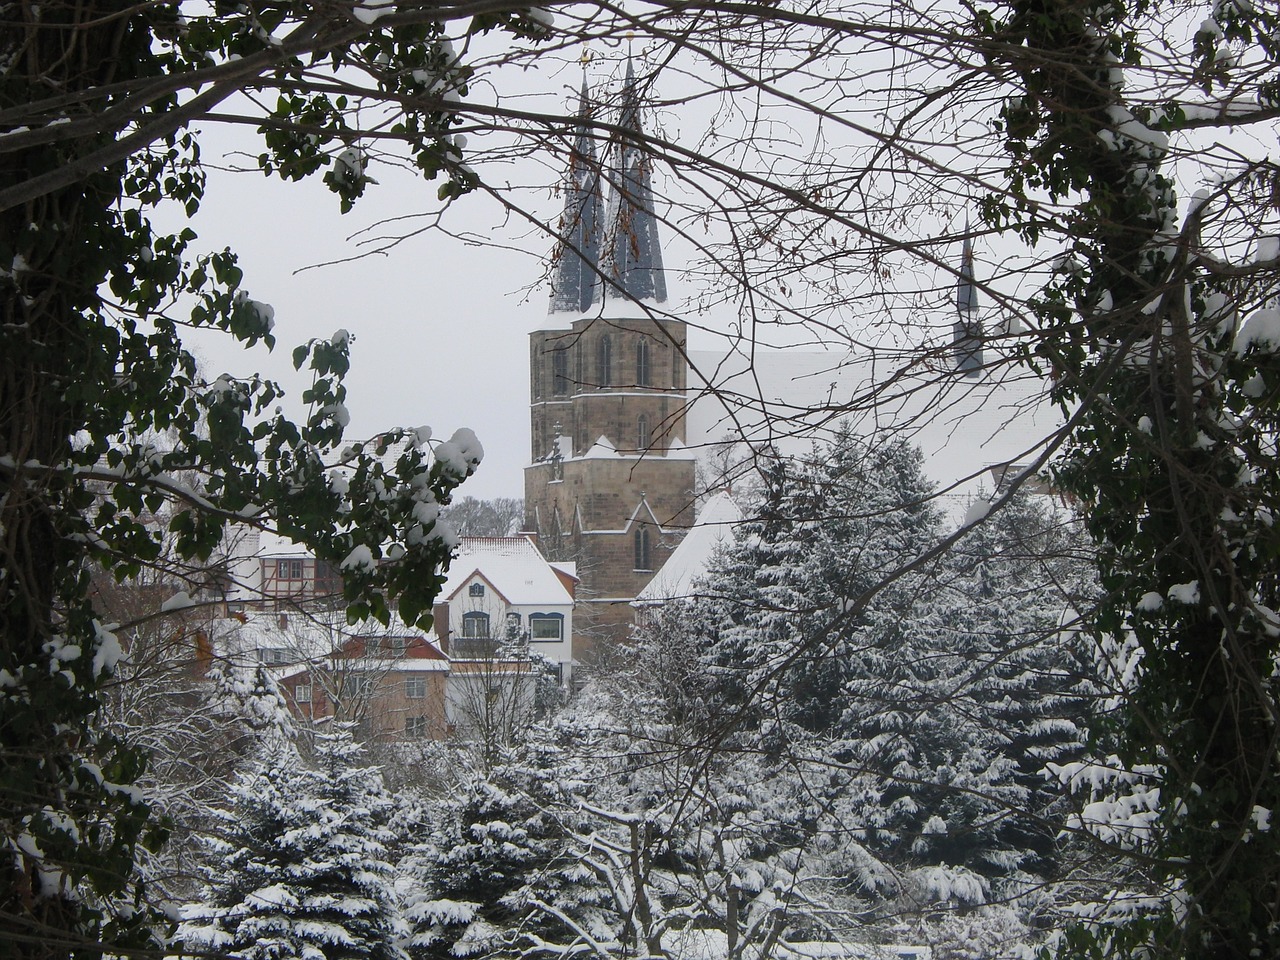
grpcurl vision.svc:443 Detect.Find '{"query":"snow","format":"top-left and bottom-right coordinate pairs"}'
top-left (582, 435), bottom-right (620, 459)
top-left (1136, 591), bottom-right (1164, 612)
top-left (439, 537), bottom-right (573, 607)
top-left (352, 0), bottom-right (396, 25)
top-left (1167, 581), bottom-right (1201, 605)
top-left (91, 621), bottom-right (122, 677)
top-left (341, 544), bottom-right (376, 572)
top-left (635, 493), bottom-right (744, 603)
top-left (1234, 307), bottom-right (1280, 354)
top-left (161, 590), bottom-right (195, 613)
top-left (960, 498), bottom-right (991, 527)
top-left (434, 428), bottom-right (484, 479)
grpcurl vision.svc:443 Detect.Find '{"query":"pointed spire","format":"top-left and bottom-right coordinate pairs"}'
top-left (603, 60), bottom-right (667, 304)
top-left (957, 228), bottom-right (978, 314)
top-left (953, 223), bottom-right (983, 376)
top-left (549, 77), bottom-right (604, 314)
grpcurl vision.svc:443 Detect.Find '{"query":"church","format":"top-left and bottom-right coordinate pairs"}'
top-left (524, 65), bottom-right (697, 651)
top-left (524, 65), bottom-right (1036, 660)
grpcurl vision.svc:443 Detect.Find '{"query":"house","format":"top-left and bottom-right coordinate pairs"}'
top-left (275, 633), bottom-right (452, 742)
top-left (432, 535), bottom-right (578, 686)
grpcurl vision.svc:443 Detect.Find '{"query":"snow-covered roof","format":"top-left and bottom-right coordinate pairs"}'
top-left (255, 530), bottom-right (309, 557)
top-left (441, 536), bottom-right (574, 607)
top-left (686, 347), bottom-right (1060, 510)
top-left (549, 560), bottom-right (577, 580)
top-left (582, 435), bottom-right (619, 459)
top-left (635, 492), bottom-right (744, 604)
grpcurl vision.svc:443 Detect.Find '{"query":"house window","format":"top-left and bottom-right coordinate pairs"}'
top-left (294, 683), bottom-right (312, 703)
top-left (373, 636), bottom-right (406, 657)
top-left (597, 334), bottom-right (612, 386)
top-left (552, 348), bottom-right (569, 396)
top-left (405, 715), bottom-right (429, 737)
top-left (636, 338), bottom-right (650, 386)
top-left (276, 558), bottom-right (304, 580)
top-left (259, 647), bottom-right (291, 665)
top-left (462, 612), bottom-right (490, 639)
top-left (634, 526), bottom-right (652, 571)
top-left (636, 415), bottom-right (649, 451)
top-left (469, 582), bottom-right (485, 598)
top-left (314, 560), bottom-right (342, 596)
top-left (529, 614), bottom-right (564, 641)
top-left (405, 676), bottom-right (427, 699)
top-left (342, 675), bottom-right (372, 699)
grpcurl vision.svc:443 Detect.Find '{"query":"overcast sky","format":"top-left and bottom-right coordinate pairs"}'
top-left (172, 114), bottom-right (588, 503)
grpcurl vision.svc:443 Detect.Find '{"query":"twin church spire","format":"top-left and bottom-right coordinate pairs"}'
top-left (549, 61), bottom-right (667, 314)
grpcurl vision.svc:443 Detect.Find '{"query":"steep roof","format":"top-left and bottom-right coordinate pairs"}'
top-left (548, 78), bottom-right (604, 314)
top-left (441, 536), bottom-right (574, 607)
top-left (635, 492), bottom-right (744, 603)
top-left (603, 60), bottom-right (667, 304)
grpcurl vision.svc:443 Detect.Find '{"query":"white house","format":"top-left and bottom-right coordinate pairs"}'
top-left (434, 536), bottom-right (578, 686)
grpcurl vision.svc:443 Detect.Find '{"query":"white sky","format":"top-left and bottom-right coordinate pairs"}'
top-left (167, 68), bottom-right (753, 505)
top-left (171, 122), bottom-right (570, 502)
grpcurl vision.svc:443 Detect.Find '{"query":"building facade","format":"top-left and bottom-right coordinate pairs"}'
top-left (525, 66), bottom-right (696, 653)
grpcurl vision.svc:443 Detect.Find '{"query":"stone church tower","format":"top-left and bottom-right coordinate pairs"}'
top-left (525, 66), bottom-right (696, 652)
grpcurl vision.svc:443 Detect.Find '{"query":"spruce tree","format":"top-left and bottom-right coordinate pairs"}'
top-left (183, 728), bottom-right (406, 960)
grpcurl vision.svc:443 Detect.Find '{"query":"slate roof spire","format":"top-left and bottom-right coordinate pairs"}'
top-left (603, 59), bottom-right (667, 304)
top-left (953, 224), bottom-right (983, 376)
top-left (548, 76), bottom-right (604, 314)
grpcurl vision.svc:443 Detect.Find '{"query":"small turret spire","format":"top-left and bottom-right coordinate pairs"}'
top-left (548, 76), bottom-right (604, 314)
top-left (953, 222), bottom-right (983, 376)
top-left (603, 59), bottom-right (667, 304)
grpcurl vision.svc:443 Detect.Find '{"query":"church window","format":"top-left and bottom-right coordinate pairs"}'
top-left (552, 348), bottom-right (569, 395)
top-left (636, 338), bottom-right (651, 386)
top-left (637, 415), bottom-right (649, 451)
top-left (597, 334), bottom-right (612, 386)
top-left (634, 526), bottom-right (652, 571)
top-left (462, 612), bottom-right (490, 639)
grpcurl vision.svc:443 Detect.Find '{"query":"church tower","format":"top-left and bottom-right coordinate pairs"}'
top-left (525, 64), bottom-right (696, 654)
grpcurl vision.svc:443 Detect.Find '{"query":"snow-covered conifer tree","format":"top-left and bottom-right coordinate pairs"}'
top-left (182, 727), bottom-right (406, 960)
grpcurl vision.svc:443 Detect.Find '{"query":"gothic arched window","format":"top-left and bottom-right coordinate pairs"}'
top-left (636, 338), bottom-right (651, 387)
top-left (634, 525), bottom-right (652, 571)
top-left (552, 348), bottom-right (569, 396)
top-left (597, 334), bottom-right (612, 386)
